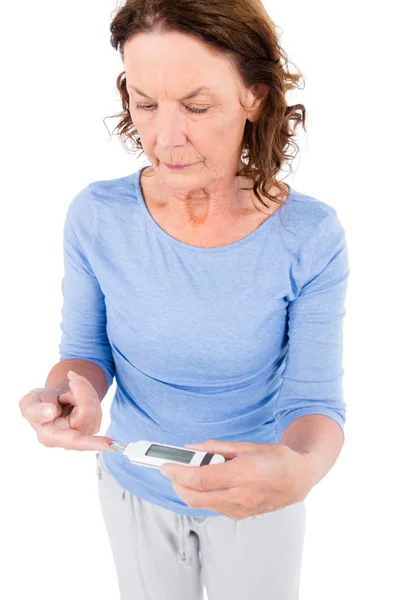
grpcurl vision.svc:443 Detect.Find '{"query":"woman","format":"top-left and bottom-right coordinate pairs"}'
top-left (20, 1), bottom-right (350, 599)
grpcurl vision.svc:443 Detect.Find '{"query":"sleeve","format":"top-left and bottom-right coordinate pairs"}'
top-left (58, 184), bottom-right (116, 389)
top-left (274, 210), bottom-right (350, 443)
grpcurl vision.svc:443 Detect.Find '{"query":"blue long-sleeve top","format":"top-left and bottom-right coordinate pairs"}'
top-left (59, 164), bottom-right (350, 517)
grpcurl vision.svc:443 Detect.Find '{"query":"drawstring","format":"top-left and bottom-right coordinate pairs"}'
top-left (177, 515), bottom-right (185, 562)
top-left (177, 515), bottom-right (191, 565)
top-left (177, 515), bottom-right (209, 563)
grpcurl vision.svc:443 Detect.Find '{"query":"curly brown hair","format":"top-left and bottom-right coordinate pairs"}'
top-left (105, 0), bottom-right (307, 212)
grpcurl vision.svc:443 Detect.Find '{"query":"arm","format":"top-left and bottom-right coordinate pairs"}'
top-left (274, 209), bottom-right (350, 487)
top-left (57, 184), bottom-right (116, 392)
top-left (44, 358), bottom-right (109, 402)
top-left (281, 414), bottom-right (344, 486)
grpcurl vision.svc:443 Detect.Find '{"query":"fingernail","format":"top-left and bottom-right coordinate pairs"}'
top-left (67, 370), bottom-right (78, 380)
top-left (42, 406), bottom-right (53, 419)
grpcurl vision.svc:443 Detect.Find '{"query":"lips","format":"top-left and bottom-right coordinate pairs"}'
top-left (165, 163), bottom-right (192, 169)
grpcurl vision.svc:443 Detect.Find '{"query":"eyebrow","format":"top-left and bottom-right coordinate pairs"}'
top-left (127, 85), bottom-right (213, 101)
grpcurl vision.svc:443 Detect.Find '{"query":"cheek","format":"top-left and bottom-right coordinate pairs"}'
top-left (130, 115), bottom-right (153, 143)
top-left (206, 124), bottom-right (235, 150)
top-left (213, 111), bottom-right (242, 140)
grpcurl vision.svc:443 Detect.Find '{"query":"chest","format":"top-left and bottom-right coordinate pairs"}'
top-left (98, 240), bottom-right (290, 384)
top-left (147, 204), bottom-right (275, 248)
top-left (140, 175), bottom-right (279, 249)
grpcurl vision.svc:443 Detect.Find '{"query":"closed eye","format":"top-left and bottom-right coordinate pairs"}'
top-left (135, 104), bottom-right (210, 114)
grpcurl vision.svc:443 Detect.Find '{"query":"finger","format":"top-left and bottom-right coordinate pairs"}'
top-left (176, 482), bottom-right (242, 508)
top-left (165, 460), bottom-right (240, 491)
top-left (20, 390), bottom-right (63, 426)
top-left (19, 390), bottom-right (40, 419)
top-left (59, 375), bottom-right (101, 431)
top-left (58, 374), bottom-right (98, 407)
top-left (68, 406), bottom-right (101, 436)
top-left (185, 440), bottom-right (256, 460)
top-left (172, 482), bottom-right (245, 518)
top-left (65, 373), bottom-right (99, 404)
top-left (55, 396), bottom-right (101, 436)
top-left (37, 426), bottom-right (116, 452)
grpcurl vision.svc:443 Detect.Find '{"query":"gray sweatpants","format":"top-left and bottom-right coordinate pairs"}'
top-left (95, 450), bottom-right (306, 600)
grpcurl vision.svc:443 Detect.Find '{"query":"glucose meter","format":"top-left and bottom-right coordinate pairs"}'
top-left (110, 440), bottom-right (225, 470)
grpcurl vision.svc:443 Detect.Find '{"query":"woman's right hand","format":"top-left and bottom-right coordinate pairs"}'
top-left (19, 372), bottom-right (116, 452)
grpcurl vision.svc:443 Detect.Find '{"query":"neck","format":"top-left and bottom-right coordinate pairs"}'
top-left (141, 165), bottom-right (257, 227)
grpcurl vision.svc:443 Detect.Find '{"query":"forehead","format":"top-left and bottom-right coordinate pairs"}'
top-left (124, 30), bottom-right (222, 60)
top-left (126, 84), bottom-right (216, 102)
top-left (123, 31), bottom-right (237, 84)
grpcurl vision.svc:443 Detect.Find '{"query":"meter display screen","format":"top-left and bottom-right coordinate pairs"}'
top-left (146, 444), bottom-right (195, 464)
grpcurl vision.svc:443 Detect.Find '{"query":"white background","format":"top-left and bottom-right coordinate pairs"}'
top-left (2, 1), bottom-right (399, 598)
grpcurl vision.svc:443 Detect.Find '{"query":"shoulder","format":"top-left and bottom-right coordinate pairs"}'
top-left (279, 187), bottom-right (349, 299)
top-left (66, 169), bottom-right (139, 213)
top-left (64, 169), bottom-right (141, 245)
top-left (282, 186), bottom-right (346, 245)
top-left (87, 169), bottom-right (140, 210)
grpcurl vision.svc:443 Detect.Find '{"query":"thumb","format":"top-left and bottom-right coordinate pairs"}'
top-left (184, 439), bottom-right (256, 460)
top-left (30, 388), bottom-right (64, 421)
top-left (41, 401), bottom-right (63, 421)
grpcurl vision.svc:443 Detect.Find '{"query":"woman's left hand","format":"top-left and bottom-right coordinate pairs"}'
top-left (160, 439), bottom-right (317, 520)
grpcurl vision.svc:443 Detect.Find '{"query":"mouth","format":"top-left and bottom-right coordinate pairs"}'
top-left (164, 163), bottom-right (193, 170)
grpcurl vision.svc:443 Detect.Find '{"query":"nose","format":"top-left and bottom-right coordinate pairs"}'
top-left (156, 107), bottom-right (187, 152)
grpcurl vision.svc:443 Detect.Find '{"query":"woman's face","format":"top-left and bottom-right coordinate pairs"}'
top-left (123, 31), bottom-right (265, 192)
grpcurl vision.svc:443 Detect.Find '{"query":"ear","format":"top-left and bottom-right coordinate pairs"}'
top-left (245, 84), bottom-right (269, 123)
